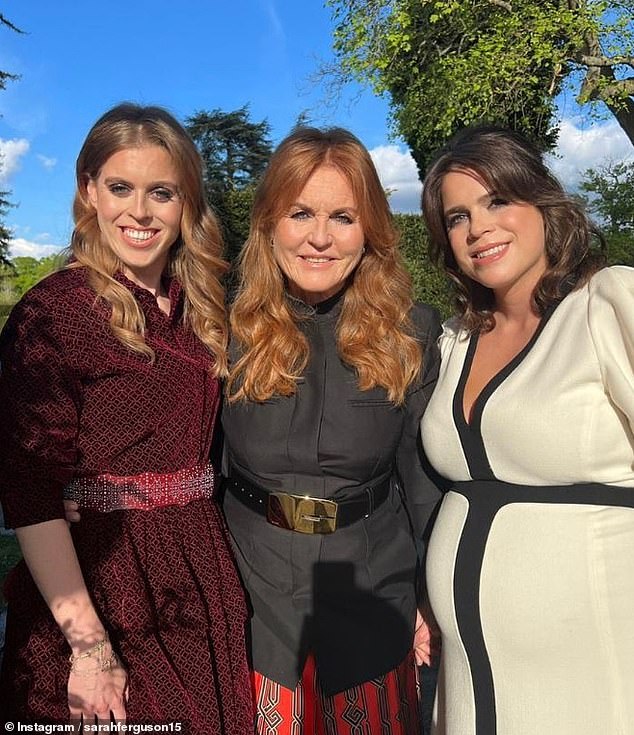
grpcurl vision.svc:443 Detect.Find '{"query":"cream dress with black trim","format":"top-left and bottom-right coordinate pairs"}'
top-left (421, 266), bottom-right (634, 735)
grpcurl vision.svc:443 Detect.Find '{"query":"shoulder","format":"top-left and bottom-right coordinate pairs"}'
top-left (587, 265), bottom-right (634, 298)
top-left (440, 315), bottom-right (468, 341)
top-left (15, 267), bottom-right (94, 311)
top-left (3, 267), bottom-right (101, 345)
top-left (410, 301), bottom-right (442, 340)
top-left (585, 265), bottom-right (634, 328)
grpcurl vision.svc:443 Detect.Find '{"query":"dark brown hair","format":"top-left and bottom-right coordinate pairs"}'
top-left (422, 124), bottom-right (605, 331)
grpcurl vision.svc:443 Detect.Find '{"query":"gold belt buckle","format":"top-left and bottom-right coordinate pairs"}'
top-left (267, 492), bottom-right (338, 534)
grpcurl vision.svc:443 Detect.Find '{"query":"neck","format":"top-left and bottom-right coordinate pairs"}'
top-left (123, 267), bottom-right (167, 299)
top-left (492, 292), bottom-right (541, 333)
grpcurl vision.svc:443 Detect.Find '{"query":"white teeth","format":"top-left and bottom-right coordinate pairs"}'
top-left (303, 257), bottom-right (331, 263)
top-left (123, 228), bottom-right (155, 241)
top-left (475, 244), bottom-right (506, 259)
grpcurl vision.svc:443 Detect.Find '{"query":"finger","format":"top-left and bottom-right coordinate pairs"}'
top-left (111, 702), bottom-right (127, 723)
top-left (66, 511), bottom-right (82, 523)
top-left (415, 648), bottom-right (431, 666)
top-left (95, 709), bottom-right (112, 722)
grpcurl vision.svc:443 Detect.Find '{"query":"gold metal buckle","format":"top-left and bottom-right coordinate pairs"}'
top-left (267, 492), bottom-right (338, 534)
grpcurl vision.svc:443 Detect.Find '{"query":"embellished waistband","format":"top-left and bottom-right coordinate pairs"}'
top-left (63, 464), bottom-right (215, 512)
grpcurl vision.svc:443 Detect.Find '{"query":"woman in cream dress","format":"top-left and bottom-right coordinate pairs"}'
top-left (419, 125), bottom-right (634, 735)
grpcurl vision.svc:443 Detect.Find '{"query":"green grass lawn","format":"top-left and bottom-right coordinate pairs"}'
top-left (0, 533), bottom-right (21, 608)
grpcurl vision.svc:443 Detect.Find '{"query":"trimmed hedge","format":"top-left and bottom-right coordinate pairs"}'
top-left (395, 213), bottom-right (453, 319)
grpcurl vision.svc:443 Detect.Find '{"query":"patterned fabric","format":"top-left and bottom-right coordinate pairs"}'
top-left (0, 268), bottom-right (253, 733)
top-left (253, 652), bottom-right (421, 735)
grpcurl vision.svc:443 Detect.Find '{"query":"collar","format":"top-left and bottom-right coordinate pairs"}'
top-left (286, 286), bottom-right (346, 320)
top-left (113, 271), bottom-right (183, 321)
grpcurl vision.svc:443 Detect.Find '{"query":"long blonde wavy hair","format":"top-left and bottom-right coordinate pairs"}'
top-left (70, 102), bottom-right (228, 376)
top-left (227, 126), bottom-right (421, 404)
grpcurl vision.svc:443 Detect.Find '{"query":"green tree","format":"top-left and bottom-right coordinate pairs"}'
top-left (580, 160), bottom-right (634, 265)
top-left (0, 185), bottom-right (15, 266)
top-left (0, 13), bottom-right (24, 94)
top-left (327, 0), bottom-right (634, 173)
top-left (0, 253), bottom-right (63, 301)
top-left (186, 107), bottom-right (273, 263)
top-left (0, 13), bottom-right (25, 265)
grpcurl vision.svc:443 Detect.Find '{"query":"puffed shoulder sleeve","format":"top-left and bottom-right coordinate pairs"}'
top-left (0, 286), bottom-right (81, 528)
top-left (396, 303), bottom-right (443, 545)
top-left (588, 266), bottom-right (634, 436)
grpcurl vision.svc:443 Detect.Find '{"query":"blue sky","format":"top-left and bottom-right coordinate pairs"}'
top-left (0, 0), bottom-right (632, 259)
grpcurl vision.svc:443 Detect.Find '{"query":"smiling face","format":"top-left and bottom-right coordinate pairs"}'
top-left (441, 169), bottom-right (547, 304)
top-left (272, 164), bottom-right (365, 304)
top-left (86, 145), bottom-right (183, 291)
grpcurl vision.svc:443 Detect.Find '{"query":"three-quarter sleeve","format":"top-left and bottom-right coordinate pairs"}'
top-left (588, 266), bottom-right (634, 438)
top-left (396, 303), bottom-right (443, 544)
top-left (0, 288), bottom-right (80, 528)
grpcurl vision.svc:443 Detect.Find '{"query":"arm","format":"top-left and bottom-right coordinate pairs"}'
top-left (395, 304), bottom-right (444, 546)
top-left (0, 285), bottom-right (127, 720)
top-left (587, 266), bottom-right (634, 435)
top-left (396, 305), bottom-right (444, 665)
top-left (16, 520), bottom-right (126, 720)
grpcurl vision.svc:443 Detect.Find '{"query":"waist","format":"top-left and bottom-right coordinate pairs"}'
top-left (224, 469), bottom-right (391, 534)
top-left (64, 464), bottom-right (215, 512)
top-left (451, 479), bottom-right (634, 509)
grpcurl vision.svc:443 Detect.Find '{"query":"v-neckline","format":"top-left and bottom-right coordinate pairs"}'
top-left (450, 303), bottom-right (560, 480)
top-left (455, 306), bottom-right (556, 431)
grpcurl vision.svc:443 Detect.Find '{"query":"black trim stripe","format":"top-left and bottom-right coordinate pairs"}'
top-left (451, 480), bottom-right (634, 735)
top-left (453, 307), bottom-right (557, 480)
top-left (453, 333), bottom-right (493, 479)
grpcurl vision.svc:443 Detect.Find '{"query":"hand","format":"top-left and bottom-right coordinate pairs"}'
top-left (64, 499), bottom-right (82, 524)
top-left (68, 643), bottom-right (128, 726)
top-left (413, 609), bottom-right (432, 666)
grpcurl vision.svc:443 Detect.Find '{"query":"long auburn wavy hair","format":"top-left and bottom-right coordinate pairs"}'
top-left (227, 126), bottom-right (421, 405)
top-left (422, 125), bottom-right (606, 332)
top-left (70, 102), bottom-right (228, 375)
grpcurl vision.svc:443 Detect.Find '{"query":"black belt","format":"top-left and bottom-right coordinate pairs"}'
top-left (224, 470), bottom-right (391, 534)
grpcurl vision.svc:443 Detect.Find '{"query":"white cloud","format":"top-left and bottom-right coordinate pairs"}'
top-left (9, 237), bottom-right (64, 259)
top-left (547, 118), bottom-right (634, 191)
top-left (259, 0), bottom-right (285, 43)
top-left (369, 118), bottom-right (634, 213)
top-left (37, 154), bottom-right (57, 170)
top-left (0, 138), bottom-right (30, 183)
top-left (370, 144), bottom-right (422, 213)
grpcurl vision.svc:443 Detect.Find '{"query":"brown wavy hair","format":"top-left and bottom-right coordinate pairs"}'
top-left (422, 124), bottom-right (606, 332)
top-left (227, 126), bottom-right (421, 404)
top-left (70, 102), bottom-right (228, 375)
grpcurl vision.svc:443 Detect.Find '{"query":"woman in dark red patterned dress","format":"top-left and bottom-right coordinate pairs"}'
top-left (0, 103), bottom-right (253, 733)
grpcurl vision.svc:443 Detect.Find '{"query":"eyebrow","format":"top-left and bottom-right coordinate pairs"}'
top-left (103, 177), bottom-right (180, 189)
top-left (290, 200), bottom-right (360, 216)
top-left (443, 190), bottom-right (497, 216)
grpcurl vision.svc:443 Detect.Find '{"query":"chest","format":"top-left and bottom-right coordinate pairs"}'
top-left (421, 303), bottom-right (631, 484)
top-left (223, 319), bottom-right (405, 478)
